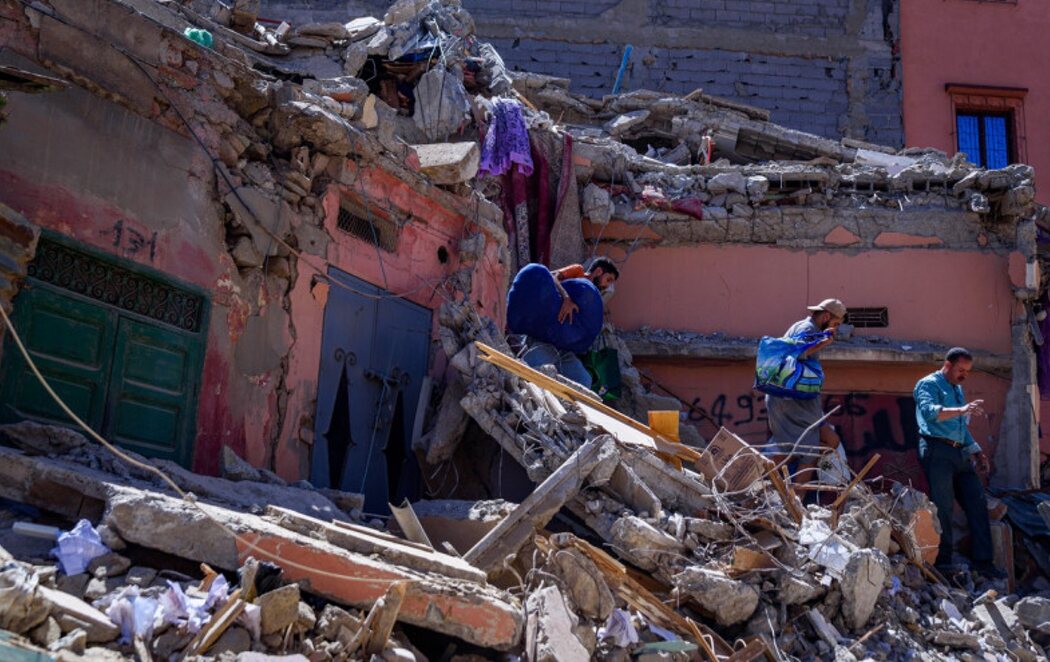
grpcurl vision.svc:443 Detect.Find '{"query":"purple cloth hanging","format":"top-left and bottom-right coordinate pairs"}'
top-left (479, 99), bottom-right (533, 178)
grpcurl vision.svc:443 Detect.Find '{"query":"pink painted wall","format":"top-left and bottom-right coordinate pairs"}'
top-left (901, 0), bottom-right (1050, 204)
top-left (606, 244), bottom-right (1015, 354)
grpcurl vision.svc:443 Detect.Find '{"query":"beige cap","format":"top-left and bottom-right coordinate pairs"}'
top-left (807, 298), bottom-right (847, 319)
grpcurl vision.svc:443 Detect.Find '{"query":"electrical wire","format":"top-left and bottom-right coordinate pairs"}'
top-left (0, 302), bottom-right (414, 586)
top-left (13, 0), bottom-right (456, 304)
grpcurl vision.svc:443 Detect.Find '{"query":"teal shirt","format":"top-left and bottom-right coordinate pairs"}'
top-left (913, 371), bottom-right (980, 455)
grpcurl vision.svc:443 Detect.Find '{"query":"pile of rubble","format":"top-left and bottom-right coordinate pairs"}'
top-left (3, 319), bottom-right (1050, 660)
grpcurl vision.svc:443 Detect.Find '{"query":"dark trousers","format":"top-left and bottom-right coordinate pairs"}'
top-left (919, 441), bottom-right (993, 566)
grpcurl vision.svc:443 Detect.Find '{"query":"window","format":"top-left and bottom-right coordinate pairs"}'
top-left (844, 307), bottom-right (889, 329)
top-left (947, 84), bottom-right (1027, 168)
top-left (956, 113), bottom-right (1011, 169)
top-left (336, 202), bottom-right (398, 252)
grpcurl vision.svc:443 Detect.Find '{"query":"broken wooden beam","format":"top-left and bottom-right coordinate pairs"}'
top-left (465, 436), bottom-right (611, 572)
top-left (347, 582), bottom-right (408, 657)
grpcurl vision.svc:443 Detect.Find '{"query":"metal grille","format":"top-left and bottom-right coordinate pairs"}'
top-left (845, 307), bottom-right (889, 329)
top-left (336, 206), bottom-right (397, 253)
top-left (27, 238), bottom-right (205, 332)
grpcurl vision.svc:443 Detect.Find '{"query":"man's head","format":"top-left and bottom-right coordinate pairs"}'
top-left (807, 298), bottom-right (847, 331)
top-left (587, 257), bottom-right (620, 292)
top-left (941, 347), bottom-right (975, 385)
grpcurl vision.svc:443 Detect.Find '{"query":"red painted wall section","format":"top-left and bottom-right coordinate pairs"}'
top-left (640, 358), bottom-right (1009, 486)
top-left (604, 244), bottom-right (1015, 354)
top-left (901, 0), bottom-right (1050, 204)
top-left (0, 169), bottom-right (249, 476)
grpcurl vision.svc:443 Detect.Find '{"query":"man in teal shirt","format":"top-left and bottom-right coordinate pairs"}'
top-left (914, 347), bottom-right (1001, 579)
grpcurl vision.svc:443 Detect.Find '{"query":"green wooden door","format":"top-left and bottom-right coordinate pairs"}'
top-left (0, 282), bottom-right (116, 428)
top-left (105, 317), bottom-right (203, 467)
top-left (0, 237), bottom-right (208, 467)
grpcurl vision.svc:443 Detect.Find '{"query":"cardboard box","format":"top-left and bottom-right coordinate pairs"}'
top-left (695, 427), bottom-right (771, 493)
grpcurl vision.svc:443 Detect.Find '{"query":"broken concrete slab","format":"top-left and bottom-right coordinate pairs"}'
top-left (413, 68), bottom-right (471, 141)
top-left (779, 575), bottom-right (826, 606)
top-left (0, 421), bottom-right (87, 456)
top-left (609, 516), bottom-right (684, 573)
top-left (525, 585), bottom-right (589, 662)
top-left (257, 584), bottom-right (300, 636)
top-left (1015, 596), bottom-right (1050, 631)
top-left (839, 549), bottom-right (889, 631)
top-left (581, 183), bottom-right (612, 225)
top-left (0, 448), bottom-right (522, 649)
top-left (549, 547), bottom-right (615, 621)
top-left (673, 567), bottom-right (759, 626)
top-left (604, 110), bottom-right (650, 137)
top-left (0, 564), bottom-right (51, 634)
top-left (413, 142), bottom-right (481, 185)
top-left (39, 586), bottom-right (118, 643)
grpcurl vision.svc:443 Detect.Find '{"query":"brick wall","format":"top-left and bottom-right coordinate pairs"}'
top-left (262, 0), bottom-right (903, 146)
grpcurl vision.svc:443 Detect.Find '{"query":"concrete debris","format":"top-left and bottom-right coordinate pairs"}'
top-left (413, 68), bottom-right (471, 141)
top-left (839, 549), bottom-right (890, 630)
top-left (414, 142), bottom-right (481, 185)
top-left (672, 567), bottom-right (759, 626)
top-left (525, 585), bottom-right (590, 662)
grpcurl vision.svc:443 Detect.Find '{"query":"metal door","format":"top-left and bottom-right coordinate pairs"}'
top-left (311, 268), bottom-right (431, 514)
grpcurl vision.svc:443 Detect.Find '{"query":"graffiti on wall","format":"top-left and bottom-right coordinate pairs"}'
top-left (103, 219), bottom-right (158, 262)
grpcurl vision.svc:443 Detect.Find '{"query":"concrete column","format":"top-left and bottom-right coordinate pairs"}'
top-left (993, 317), bottom-right (1040, 489)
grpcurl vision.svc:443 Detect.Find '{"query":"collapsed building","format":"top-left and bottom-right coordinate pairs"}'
top-left (0, 0), bottom-right (1049, 660)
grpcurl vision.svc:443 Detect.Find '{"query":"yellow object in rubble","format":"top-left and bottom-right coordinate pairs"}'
top-left (648, 410), bottom-right (683, 471)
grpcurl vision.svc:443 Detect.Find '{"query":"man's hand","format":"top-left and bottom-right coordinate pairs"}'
top-left (962, 399), bottom-right (985, 416)
top-left (973, 451), bottom-right (990, 475)
top-left (557, 297), bottom-right (579, 324)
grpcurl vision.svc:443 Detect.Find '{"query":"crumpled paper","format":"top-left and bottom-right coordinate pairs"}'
top-left (52, 519), bottom-right (109, 576)
top-left (598, 608), bottom-right (639, 648)
top-left (799, 517), bottom-right (856, 580)
top-left (106, 586), bottom-right (159, 643)
top-left (157, 574), bottom-right (229, 633)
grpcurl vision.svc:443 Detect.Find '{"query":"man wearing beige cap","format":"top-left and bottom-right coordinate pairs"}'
top-left (765, 298), bottom-right (846, 485)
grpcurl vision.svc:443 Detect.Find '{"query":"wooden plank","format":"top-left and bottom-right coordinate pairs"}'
top-left (186, 588), bottom-right (246, 656)
top-left (767, 468), bottom-right (804, 524)
top-left (475, 342), bottom-right (701, 462)
top-left (267, 506), bottom-right (484, 583)
top-left (830, 453), bottom-right (880, 528)
top-left (465, 437), bottom-right (609, 571)
top-left (347, 582), bottom-right (408, 657)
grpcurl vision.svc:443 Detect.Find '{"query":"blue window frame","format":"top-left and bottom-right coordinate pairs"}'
top-left (956, 112), bottom-right (1012, 169)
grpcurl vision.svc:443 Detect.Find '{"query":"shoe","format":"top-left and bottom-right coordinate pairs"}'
top-left (974, 562), bottom-right (1006, 580)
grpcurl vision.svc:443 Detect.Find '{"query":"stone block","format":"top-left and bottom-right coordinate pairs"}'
top-left (413, 142), bottom-right (481, 185)
top-left (257, 584), bottom-right (302, 635)
top-left (673, 568), bottom-right (759, 626)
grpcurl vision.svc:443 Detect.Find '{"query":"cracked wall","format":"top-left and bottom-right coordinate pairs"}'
top-left (265, 0), bottom-right (903, 145)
